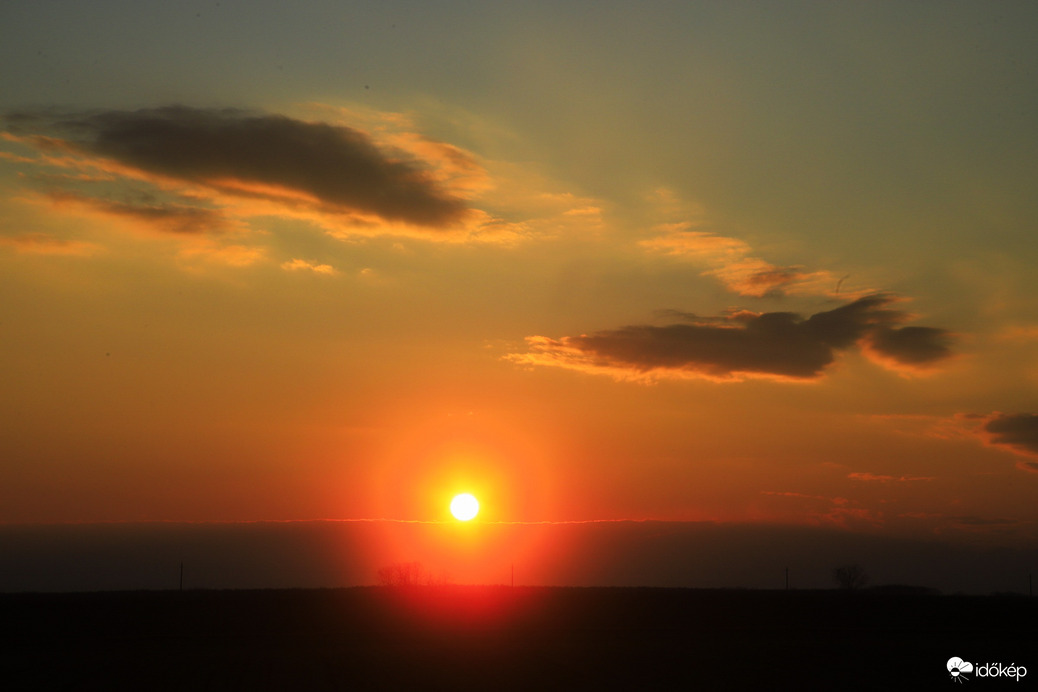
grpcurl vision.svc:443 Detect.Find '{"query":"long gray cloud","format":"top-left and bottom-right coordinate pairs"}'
top-left (513, 294), bottom-right (954, 381)
top-left (5, 106), bottom-right (469, 227)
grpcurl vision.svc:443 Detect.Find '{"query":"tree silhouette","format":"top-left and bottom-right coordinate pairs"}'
top-left (376, 562), bottom-right (445, 587)
top-left (833, 563), bottom-right (869, 591)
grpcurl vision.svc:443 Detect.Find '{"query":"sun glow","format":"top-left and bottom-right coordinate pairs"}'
top-left (450, 493), bottom-right (479, 521)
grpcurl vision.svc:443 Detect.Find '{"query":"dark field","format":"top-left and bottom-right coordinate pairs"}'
top-left (2, 587), bottom-right (1034, 691)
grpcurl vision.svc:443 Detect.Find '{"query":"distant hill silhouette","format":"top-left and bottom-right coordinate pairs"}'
top-left (1, 521), bottom-right (1035, 595)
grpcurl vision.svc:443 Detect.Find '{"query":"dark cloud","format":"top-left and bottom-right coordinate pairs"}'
top-left (515, 294), bottom-right (954, 381)
top-left (6, 106), bottom-right (468, 227)
top-left (981, 413), bottom-right (1038, 458)
top-left (571, 314), bottom-right (832, 379)
top-left (961, 412), bottom-right (1038, 473)
top-left (867, 326), bottom-right (954, 365)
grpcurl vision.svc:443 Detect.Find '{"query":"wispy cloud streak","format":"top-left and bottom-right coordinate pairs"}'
top-left (641, 226), bottom-right (849, 298)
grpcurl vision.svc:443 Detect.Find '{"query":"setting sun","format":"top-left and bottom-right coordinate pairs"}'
top-left (450, 493), bottom-right (479, 521)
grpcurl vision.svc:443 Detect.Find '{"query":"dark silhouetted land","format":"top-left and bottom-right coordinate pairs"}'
top-left (1, 586), bottom-right (1034, 690)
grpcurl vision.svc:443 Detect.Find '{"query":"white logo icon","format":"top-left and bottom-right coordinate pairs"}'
top-left (947, 657), bottom-right (973, 683)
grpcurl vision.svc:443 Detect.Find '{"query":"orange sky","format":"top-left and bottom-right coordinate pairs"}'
top-left (2, 2), bottom-right (1038, 572)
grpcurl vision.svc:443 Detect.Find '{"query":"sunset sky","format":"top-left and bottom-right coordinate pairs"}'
top-left (2, 2), bottom-right (1037, 586)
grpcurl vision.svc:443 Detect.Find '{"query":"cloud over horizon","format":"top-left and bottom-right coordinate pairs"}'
top-left (511, 294), bottom-right (954, 382)
top-left (976, 413), bottom-right (1038, 473)
top-left (4, 105), bottom-right (473, 239)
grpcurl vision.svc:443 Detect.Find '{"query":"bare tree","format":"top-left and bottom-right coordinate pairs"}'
top-left (833, 563), bottom-right (869, 591)
top-left (376, 562), bottom-right (446, 587)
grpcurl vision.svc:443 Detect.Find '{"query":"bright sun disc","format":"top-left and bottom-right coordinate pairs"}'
top-left (450, 493), bottom-right (479, 521)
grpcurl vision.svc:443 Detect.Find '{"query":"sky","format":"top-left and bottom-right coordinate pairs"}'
top-left (1, 2), bottom-right (1037, 589)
